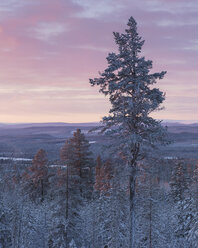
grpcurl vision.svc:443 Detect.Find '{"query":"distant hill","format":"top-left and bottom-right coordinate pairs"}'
top-left (0, 121), bottom-right (198, 133)
top-left (0, 121), bottom-right (197, 160)
top-left (0, 122), bottom-right (100, 129)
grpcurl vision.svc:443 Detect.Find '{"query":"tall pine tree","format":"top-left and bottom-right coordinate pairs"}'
top-left (90, 16), bottom-right (168, 247)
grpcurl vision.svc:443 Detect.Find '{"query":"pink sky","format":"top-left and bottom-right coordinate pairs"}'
top-left (0, 0), bottom-right (197, 123)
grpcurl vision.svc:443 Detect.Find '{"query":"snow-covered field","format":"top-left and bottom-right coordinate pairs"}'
top-left (0, 157), bottom-right (32, 161)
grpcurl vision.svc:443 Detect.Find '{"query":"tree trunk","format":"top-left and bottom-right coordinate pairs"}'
top-left (129, 163), bottom-right (137, 248)
top-left (41, 180), bottom-right (44, 202)
top-left (65, 165), bottom-right (69, 248)
top-left (149, 176), bottom-right (152, 248)
top-left (17, 204), bottom-right (23, 248)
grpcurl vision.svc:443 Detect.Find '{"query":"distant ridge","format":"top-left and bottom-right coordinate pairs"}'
top-left (163, 122), bottom-right (198, 127)
top-left (0, 122), bottom-right (100, 129)
top-left (0, 121), bottom-right (197, 129)
top-left (162, 119), bottom-right (198, 125)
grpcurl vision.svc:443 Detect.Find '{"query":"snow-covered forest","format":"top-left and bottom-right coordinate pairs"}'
top-left (0, 16), bottom-right (198, 248)
top-left (0, 129), bottom-right (197, 247)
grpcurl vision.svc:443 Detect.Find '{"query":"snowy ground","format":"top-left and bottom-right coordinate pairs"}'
top-left (0, 157), bottom-right (32, 161)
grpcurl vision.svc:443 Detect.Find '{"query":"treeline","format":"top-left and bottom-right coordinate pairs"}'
top-left (0, 129), bottom-right (198, 247)
top-left (0, 129), bottom-right (129, 247)
top-left (170, 161), bottom-right (198, 247)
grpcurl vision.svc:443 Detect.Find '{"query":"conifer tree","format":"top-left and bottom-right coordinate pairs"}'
top-left (59, 129), bottom-right (94, 247)
top-left (90, 16), bottom-right (168, 246)
top-left (170, 161), bottom-right (191, 247)
top-left (48, 167), bottom-right (68, 248)
top-left (23, 149), bottom-right (49, 202)
top-left (187, 162), bottom-right (198, 246)
top-left (95, 156), bottom-right (113, 195)
top-left (0, 198), bottom-right (12, 248)
top-left (95, 155), bottom-right (103, 193)
top-left (61, 129), bottom-right (93, 199)
top-left (91, 158), bottom-right (130, 247)
top-left (170, 162), bottom-right (188, 203)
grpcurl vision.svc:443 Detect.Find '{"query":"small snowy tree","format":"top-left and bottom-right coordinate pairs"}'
top-left (48, 168), bottom-right (68, 248)
top-left (69, 239), bottom-right (77, 248)
top-left (0, 198), bottom-right (12, 248)
top-left (170, 161), bottom-right (191, 247)
top-left (187, 162), bottom-right (198, 246)
top-left (90, 16), bottom-right (168, 247)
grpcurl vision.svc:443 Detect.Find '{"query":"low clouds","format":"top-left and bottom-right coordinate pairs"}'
top-left (0, 0), bottom-right (197, 122)
top-left (71, 0), bottom-right (124, 19)
top-left (31, 22), bottom-right (68, 42)
top-left (0, 0), bottom-right (27, 13)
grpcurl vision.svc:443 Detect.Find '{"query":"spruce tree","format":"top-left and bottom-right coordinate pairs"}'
top-left (90, 16), bottom-right (168, 247)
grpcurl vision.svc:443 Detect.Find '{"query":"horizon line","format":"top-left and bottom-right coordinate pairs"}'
top-left (0, 120), bottom-right (198, 125)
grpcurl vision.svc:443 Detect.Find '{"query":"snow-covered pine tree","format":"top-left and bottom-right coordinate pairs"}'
top-left (187, 162), bottom-right (198, 247)
top-left (61, 129), bottom-right (94, 200)
top-left (91, 156), bottom-right (114, 247)
top-left (170, 161), bottom-right (191, 247)
top-left (48, 167), bottom-right (68, 248)
top-left (89, 16), bottom-right (168, 247)
top-left (60, 129), bottom-right (94, 247)
top-left (0, 197), bottom-right (12, 248)
top-left (69, 239), bottom-right (77, 248)
top-left (91, 157), bottom-right (130, 248)
top-left (134, 157), bottom-right (173, 248)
